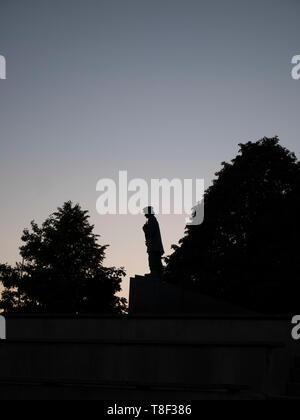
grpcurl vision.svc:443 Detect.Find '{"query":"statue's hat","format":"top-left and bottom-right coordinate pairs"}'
top-left (143, 206), bottom-right (155, 215)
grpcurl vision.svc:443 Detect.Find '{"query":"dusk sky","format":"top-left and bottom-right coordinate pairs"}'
top-left (0, 0), bottom-right (300, 300)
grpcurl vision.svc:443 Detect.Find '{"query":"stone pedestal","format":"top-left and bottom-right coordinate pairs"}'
top-left (129, 274), bottom-right (182, 314)
top-left (129, 274), bottom-right (254, 315)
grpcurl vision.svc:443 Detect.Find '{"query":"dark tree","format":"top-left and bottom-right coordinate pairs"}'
top-left (0, 202), bottom-right (127, 314)
top-left (165, 137), bottom-right (300, 314)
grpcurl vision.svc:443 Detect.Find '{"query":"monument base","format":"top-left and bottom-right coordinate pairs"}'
top-left (129, 274), bottom-right (251, 315)
top-left (129, 274), bottom-right (182, 314)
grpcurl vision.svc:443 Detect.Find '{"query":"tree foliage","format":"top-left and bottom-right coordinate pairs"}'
top-left (165, 137), bottom-right (300, 314)
top-left (0, 202), bottom-right (127, 314)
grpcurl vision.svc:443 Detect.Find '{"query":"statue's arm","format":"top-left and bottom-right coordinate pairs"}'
top-left (146, 220), bottom-right (158, 239)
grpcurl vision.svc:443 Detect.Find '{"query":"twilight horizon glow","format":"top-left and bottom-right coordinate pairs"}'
top-left (0, 0), bottom-right (300, 300)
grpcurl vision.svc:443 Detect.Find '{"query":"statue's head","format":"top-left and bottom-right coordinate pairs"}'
top-left (143, 206), bottom-right (155, 219)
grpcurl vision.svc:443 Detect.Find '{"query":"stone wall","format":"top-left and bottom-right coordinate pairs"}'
top-left (0, 314), bottom-right (297, 399)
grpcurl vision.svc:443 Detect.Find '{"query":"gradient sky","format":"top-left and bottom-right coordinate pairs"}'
top-left (0, 0), bottom-right (300, 300)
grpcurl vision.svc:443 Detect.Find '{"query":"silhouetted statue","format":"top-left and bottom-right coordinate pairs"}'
top-left (143, 207), bottom-right (164, 279)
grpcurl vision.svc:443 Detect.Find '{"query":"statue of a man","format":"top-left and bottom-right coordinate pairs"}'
top-left (143, 207), bottom-right (164, 279)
